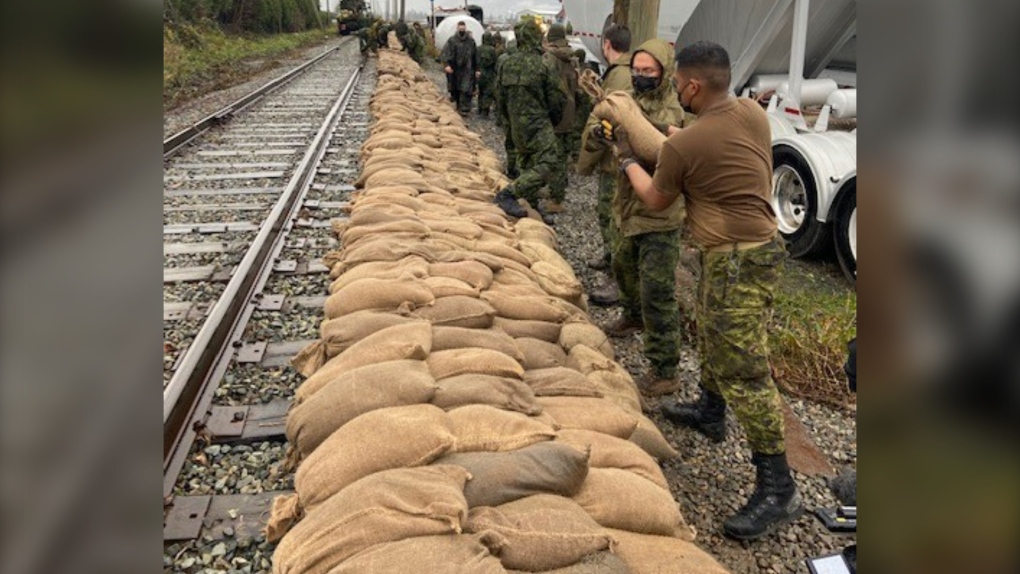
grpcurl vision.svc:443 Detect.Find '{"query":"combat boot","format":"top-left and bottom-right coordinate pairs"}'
top-left (637, 372), bottom-right (681, 397)
top-left (493, 189), bottom-right (526, 218)
top-left (723, 452), bottom-right (804, 540)
top-left (589, 276), bottom-right (620, 306)
top-left (604, 315), bottom-right (642, 337)
top-left (661, 387), bottom-right (728, 442)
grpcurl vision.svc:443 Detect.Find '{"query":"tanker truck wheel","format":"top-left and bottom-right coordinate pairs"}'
top-left (832, 179), bottom-right (857, 283)
top-left (772, 145), bottom-right (830, 257)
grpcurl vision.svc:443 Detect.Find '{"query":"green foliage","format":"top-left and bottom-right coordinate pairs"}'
top-left (340, 0), bottom-right (366, 12)
top-left (168, 0), bottom-right (323, 34)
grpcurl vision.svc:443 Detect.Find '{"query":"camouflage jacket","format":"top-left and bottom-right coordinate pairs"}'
top-left (542, 42), bottom-right (578, 134)
top-left (495, 22), bottom-right (565, 139)
top-left (440, 33), bottom-right (479, 93)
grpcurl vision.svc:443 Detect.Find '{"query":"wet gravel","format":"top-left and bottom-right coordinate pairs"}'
top-left (421, 58), bottom-right (857, 574)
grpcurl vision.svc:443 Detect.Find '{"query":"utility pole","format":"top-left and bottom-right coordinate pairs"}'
top-left (612, 0), bottom-right (629, 27)
top-left (627, 0), bottom-right (660, 46)
top-left (399, 0), bottom-right (405, 21)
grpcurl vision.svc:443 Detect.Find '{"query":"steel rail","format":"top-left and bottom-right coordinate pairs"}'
top-left (163, 62), bottom-right (364, 497)
top-left (163, 40), bottom-right (350, 159)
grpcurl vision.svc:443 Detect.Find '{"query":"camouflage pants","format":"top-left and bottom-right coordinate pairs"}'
top-left (477, 77), bottom-right (495, 114)
top-left (613, 229), bottom-right (682, 378)
top-left (507, 126), bottom-right (558, 205)
top-left (502, 125), bottom-right (518, 179)
top-left (697, 238), bottom-right (787, 455)
top-left (596, 172), bottom-right (616, 261)
top-left (548, 132), bottom-right (572, 203)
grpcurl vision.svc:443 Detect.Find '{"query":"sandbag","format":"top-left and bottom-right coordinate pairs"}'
top-left (573, 468), bottom-right (694, 540)
top-left (286, 361), bottom-right (437, 458)
top-left (523, 367), bottom-right (605, 398)
top-left (532, 261), bottom-right (584, 301)
top-left (607, 529), bottom-right (732, 574)
top-left (566, 345), bottom-right (616, 374)
top-left (330, 238), bottom-right (435, 275)
top-left (425, 275), bottom-right (481, 298)
top-left (324, 277), bottom-right (435, 318)
top-left (432, 374), bottom-right (541, 415)
top-left (587, 370), bottom-right (643, 415)
top-left (427, 260), bottom-right (494, 290)
top-left (313, 321), bottom-right (432, 378)
top-left (629, 416), bottom-right (680, 460)
top-left (536, 396), bottom-right (638, 439)
top-left (482, 292), bottom-right (570, 323)
top-left (448, 404), bottom-right (557, 453)
top-left (432, 326), bottom-right (524, 361)
top-left (514, 337), bottom-right (568, 370)
top-left (559, 322), bottom-right (615, 360)
top-left (465, 495), bottom-right (615, 572)
top-left (434, 441), bottom-right (589, 508)
top-left (592, 91), bottom-right (668, 167)
top-left (507, 551), bottom-right (630, 574)
top-left (493, 317), bottom-right (562, 343)
top-left (428, 348), bottom-right (525, 380)
top-left (414, 295), bottom-right (496, 328)
top-left (556, 429), bottom-right (669, 491)
top-left (271, 465), bottom-right (470, 574)
top-left (329, 534), bottom-right (507, 574)
top-left (293, 404), bottom-right (456, 514)
top-left (328, 256), bottom-right (428, 295)
top-left (290, 312), bottom-right (417, 377)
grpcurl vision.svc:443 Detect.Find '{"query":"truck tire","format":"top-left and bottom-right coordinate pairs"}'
top-left (832, 178), bottom-right (857, 283)
top-left (771, 145), bottom-right (830, 257)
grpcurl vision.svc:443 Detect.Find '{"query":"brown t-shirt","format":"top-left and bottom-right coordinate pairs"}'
top-left (652, 97), bottom-right (777, 248)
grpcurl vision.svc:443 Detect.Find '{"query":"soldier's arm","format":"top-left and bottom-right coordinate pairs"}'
top-left (545, 69), bottom-right (566, 126)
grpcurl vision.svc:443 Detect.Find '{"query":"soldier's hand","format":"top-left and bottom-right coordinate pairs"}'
top-left (591, 119), bottom-right (615, 142)
top-left (444, 65), bottom-right (453, 74)
top-left (611, 127), bottom-right (635, 161)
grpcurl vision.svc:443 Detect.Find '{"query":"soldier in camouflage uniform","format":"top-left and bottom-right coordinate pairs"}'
top-left (576, 23), bottom-right (632, 299)
top-left (541, 23), bottom-right (577, 212)
top-left (493, 19), bottom-right (564, 224)
top-left (571, 48), bottom-right (593, 162)
top-left (495, 41), bottom-right (518, 178)
top-left (588, 38), bottom-right (687, 396)
top-left (617, 40), bottom-right (802, 541)
top-left (476, 32), bottom-right (498, 117)
top-left (441, 20), bottom-right (480, 115)
top-left (376, 21), bottom-right (391, 50)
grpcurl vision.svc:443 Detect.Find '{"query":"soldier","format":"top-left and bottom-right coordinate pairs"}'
top-left (356, 26), bottom-right (370, 55)
top-left (496, 40), bottom-right (518, 178)
top-left (618, 40), bottom-right (802, 540)
top-left (576, 23), bottom-right (633, 303)
top-left (541, 23), bottom-right (578, 214)
top-left (398, 21), bottom-right (424, 63)
top-left (441, 20), bottom-right (480, 116)
top-left (588, 38), bottom-right (687, 397)
top-left (492, 30), bottom-right (505, 55)
top-left (476, 32), bottom-right (499, 117)
top-left (571, 48), bottom-right (593, 162)
top-left (493, 19), bottom-right (565, 224)
top-left (377, 20), bottom-right (391, 50)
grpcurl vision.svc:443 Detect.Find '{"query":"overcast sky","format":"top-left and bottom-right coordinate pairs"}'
top-left (349, 1), bottom-right (563, 17)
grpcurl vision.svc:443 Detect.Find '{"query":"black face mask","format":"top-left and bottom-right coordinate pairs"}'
top-left (458, 30), bottom-right (466, 38)
top-left (632, 74), bottom-right (660, 94)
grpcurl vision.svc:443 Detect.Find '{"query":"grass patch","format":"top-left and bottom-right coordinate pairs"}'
top-left (769, 259), bottom-right (857, 408)
top-left (164, 23), bottom-right (331, 109)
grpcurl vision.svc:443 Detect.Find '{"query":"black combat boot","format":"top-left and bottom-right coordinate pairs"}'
top-left (493, 189), bottom-right (526, 218)
top-left (661, 387), bottom-right (728, 442)
top-left (723, 452), bottom-right (804, 540)
top-left (534, 204), bottom-right (555, 226)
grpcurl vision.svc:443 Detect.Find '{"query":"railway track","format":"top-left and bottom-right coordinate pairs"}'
top-left (162, 37), bottom-right (374, 528)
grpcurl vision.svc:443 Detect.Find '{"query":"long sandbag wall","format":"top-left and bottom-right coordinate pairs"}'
top-left (267, 47), bottom-right (733, 574)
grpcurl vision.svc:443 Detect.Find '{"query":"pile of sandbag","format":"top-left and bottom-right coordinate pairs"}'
top-left (268, 48), bottom-right (731, 574)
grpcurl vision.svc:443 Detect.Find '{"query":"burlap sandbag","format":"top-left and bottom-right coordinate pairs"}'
top-left (448, 404), bottom-right (557, 453)
top-left (329, 534), bottom-right (507, 574)
top-left (482, 292), bottom-right (570, 323)
top-left (346, 204), bottom-right (418, 230)
top-left (492, 316), bottom-right (562, 343)
top-left (435, 441), bottom-right (589, 508)
top-left (514, 218), bottom-right (558, 249)
top-left (532, 261), bottom-right (584, 301)
top-left (466, 495), bottom-right (615, 572)
top-left (428, 348), bottom-right (525, 380)
top-left (328, 256), bottom-right (429, 293)
top-left (507, 551), bottom-right (631, 574)
top-left (514, 337), bottom-right (568, 370)
top-left (309, 321), bottom-right (432, 381)
top-left (587, 370), bottom-right (643, 415)
top-left (292, 404), bottom-right (456, 515)
top-left (290, 312), bottom-right (417, 377)
top-left (629, 416), bottom-right (680, 460)
top-left (341, 219), bottom-right (430, 247)
top-left (414, 295), bottom-right (496, 328)
top-left (518, 241), bottom-right (575, 277)
top-left (559, 322), bottom-right (615, 360)
top-left (592, 91), bottom-right (667, 167)
top-left (432, 326), bottom-right (523, 361)
top-left (324, 278), bottom-right (434, 318)
top-left (536, 396), bottom-right (638, 439)
top-left (294, 358), bottom-right (429, 405)
top-left (466, 211), bottom-right (509, 228)
top-left (419, 216), bottom-right (485, 240)
top-left (566, 345), bottom-right (616, 375)
top-left (286, 361), bottom-right (438, 458)
top-left (432, 374), bottom-right (541, 415)
top-left (573, 468), bottom-right (694, 540)
top-left (425, 275), bottom-right (481, 298)
top-left (364, 168), bottom-right (430, 192)
top-left (556, 429), bottom-right (669, 491)
top-left (271, 465), bottom-right (470, 574)
top-left (433, 249), bottom-right (506, 274)
top-left (606, 529), bottom-right (733, 574)
top-left (490, 269), bottom-right (548, 290)
top-left (523, 367), bottom-right (604, 398)
top-left (428, 260), bottom-right (495, 290)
